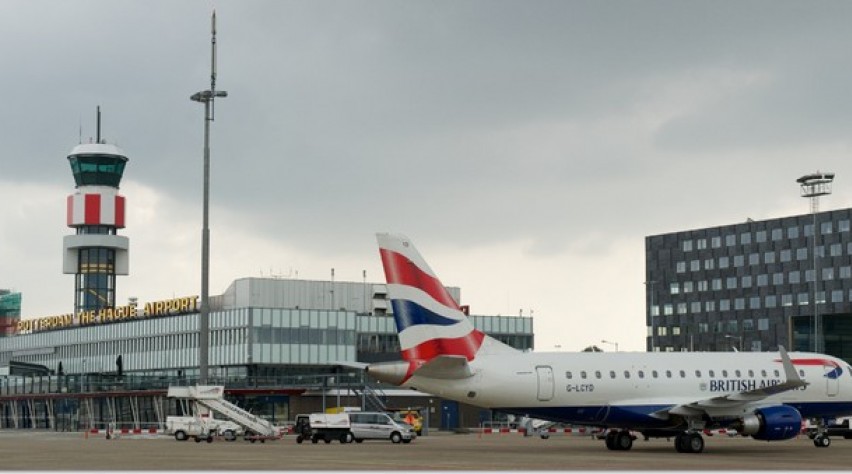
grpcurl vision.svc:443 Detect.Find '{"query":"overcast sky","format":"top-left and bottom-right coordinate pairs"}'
top-left (2, 0), bottom-right (852, 352)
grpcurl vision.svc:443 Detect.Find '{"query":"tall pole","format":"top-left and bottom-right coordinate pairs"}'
top-left (797, 172), bottom-right (834, 354)
top-left (192, 10), bottom-right (228, 385)
top-left (645, 280), bottom-right (656, 352)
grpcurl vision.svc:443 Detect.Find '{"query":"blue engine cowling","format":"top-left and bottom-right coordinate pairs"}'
top-left (737, 405), bottom-right (802, 441)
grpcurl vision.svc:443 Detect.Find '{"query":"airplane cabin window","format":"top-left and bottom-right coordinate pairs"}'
top-left (652, 370), bottom-right (659, 378)
top-left (581, 371), bottom-right (587, 379)
top-left (799, 370), bottom-right (805, 377)
top-left (595, 371), bottom-right (602, 379)
top-left (695, 370), bottom-right (701, 377)
top-left (566, 371), bottom-right (572, 379)
top-left (624, 371), bottom-right (631, 379)
top-left (761, 369), bottom-right (767, 377)
top-left (735, 370), bottom-right (741, 377)
top-left (679, 370), bottom-right (686, 378)
top-left (722, 370), bottom-right (728, 377)
top-left (610, 371), bottom-right (616, 379)
top-left (666, 370), bottom-right (672, 378)
top-left (748, 370), bottom-right (754, 377)
top-left (638, 370), bottom-right (645, 378)
top-left (774, 370), bottom-right (780, 377)
top-left (709, 370), bottom-right (715, 377)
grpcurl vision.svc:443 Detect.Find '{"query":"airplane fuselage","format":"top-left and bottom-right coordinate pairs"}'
top-left (403, 350), bottom-right (852, 430)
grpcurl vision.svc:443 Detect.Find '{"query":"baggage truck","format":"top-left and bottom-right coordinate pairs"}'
top-left (299, 413), bottom-right (354, 444)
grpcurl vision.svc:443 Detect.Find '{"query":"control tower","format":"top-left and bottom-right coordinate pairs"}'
top-left (62, 113), bottom-right (129, 314)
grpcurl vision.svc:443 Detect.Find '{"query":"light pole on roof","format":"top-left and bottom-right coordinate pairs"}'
top-left (797, 171), bottom-right (834, 354)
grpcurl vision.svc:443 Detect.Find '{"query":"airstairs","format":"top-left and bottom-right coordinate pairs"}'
top-left (167, 385), bottom-right (277, 437)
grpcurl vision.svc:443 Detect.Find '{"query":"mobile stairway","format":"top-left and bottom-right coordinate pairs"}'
top-left (167, 385), bottom-right (278, 441)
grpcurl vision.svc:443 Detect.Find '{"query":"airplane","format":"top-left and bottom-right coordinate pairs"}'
top-left (364, 233), bottom-right (852, 453)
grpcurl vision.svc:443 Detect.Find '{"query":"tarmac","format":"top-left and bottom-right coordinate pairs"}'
top-left (1, 429), bottom-right (850, 470)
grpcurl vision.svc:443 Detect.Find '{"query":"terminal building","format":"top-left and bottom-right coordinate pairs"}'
top-left (0, 277), bottom-right (533, 431)
top-left (0, 125), bottom-right (534, 432)
top-left (646, 208), bottom-right (852, 363)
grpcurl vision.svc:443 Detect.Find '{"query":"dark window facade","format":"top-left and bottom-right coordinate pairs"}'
top-left (646, 208), bottom-right (852, 362)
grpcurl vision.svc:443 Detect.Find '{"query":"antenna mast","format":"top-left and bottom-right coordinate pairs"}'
top-left (96, 106), bottom-right (101, 143)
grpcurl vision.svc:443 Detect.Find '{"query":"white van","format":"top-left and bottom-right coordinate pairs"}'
top-left (348, 412), bottom-right (416, 444)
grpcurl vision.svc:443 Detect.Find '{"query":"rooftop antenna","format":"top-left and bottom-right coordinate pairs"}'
top-left (96, 106), bottom-right (101, 144)
top-left (210, 9), bottom-right (218, 121)
top-left (78, 116), bottom-right (83, 144)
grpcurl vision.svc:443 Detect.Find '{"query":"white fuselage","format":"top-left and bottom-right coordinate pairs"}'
top-left (403, 351), bottom-right (852, 428)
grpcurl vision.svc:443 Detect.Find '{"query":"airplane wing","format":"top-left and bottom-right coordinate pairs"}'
top-left (656, 346), bottom-right (809, 418)
top-left (413, 355), bottom-right (473, 379)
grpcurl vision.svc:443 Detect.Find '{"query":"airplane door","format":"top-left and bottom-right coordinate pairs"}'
top-left (536, 366), bottom-right (555, 401)
top-left (826, 363), bottom-right (839, 397)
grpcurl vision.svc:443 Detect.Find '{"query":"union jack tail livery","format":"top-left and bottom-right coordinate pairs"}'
top-left (371, 233), bottom-right (516, 383)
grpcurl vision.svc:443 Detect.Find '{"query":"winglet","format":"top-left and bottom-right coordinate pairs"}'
top-left (778, 345), bottom-right (805, 385)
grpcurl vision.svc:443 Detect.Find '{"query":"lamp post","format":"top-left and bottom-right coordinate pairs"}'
top-left (797, 171), bottom-right (834, 353)
top-left (192, 10), bottom-right (228, 385)
top-left (644, 280), bottom-right (657, 352)
top-left (600, 340), bottom-right (619, 352)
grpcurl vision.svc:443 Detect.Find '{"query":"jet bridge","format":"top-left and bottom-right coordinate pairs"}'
top-left (167, 385), bottom-right (277, 437)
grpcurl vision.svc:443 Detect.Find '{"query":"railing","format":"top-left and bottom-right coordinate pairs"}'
top-left (0, 372), bottom-right (371, 397)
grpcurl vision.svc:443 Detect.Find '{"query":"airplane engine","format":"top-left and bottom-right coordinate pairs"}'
top-left (735, 405), bottom-right (802, 441)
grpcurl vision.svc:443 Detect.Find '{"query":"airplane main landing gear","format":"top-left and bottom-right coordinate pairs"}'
top-left (674, 432), bottom-right (704, 453)
top-left (604, 429), bottom-right (635, 451)
top-left (813, 433), bottom-right (831, 448)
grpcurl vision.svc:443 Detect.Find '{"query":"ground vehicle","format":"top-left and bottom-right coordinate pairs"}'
top-left (214, 420), bottom-right (245, 441)
top-left (299, 413), bottom-right (354, 444)
top-left (389, 409), bottom-right (423, 436)
top-left (166, 416), bottom-right (215, 443)
top-left (166, 416), bottom-right (244, 442)
top-left (349, 411), bottom-right (416, 444)
top-left (807, 417), bottom-right (852, 440)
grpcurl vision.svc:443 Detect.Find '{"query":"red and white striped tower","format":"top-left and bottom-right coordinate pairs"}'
top-left (62, 138), bottom-right (130, 315)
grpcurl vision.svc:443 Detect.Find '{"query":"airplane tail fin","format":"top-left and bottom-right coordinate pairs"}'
top-left (376, 233), bottom-right (517, 368)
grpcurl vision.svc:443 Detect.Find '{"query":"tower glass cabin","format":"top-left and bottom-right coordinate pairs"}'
top-left (63, 143), bottom-right (130, 315)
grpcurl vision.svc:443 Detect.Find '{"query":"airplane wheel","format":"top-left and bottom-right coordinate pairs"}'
top-left (615, 431), bottom-right (633, 451)
top-left (604, 431), bottom-right (618, 450)
top-left (674, 433), bottom-right (688, 453)
top-left (814, 434), bottom-right (831, 448)
top-left (687, 433), bottom-right (704, 453)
